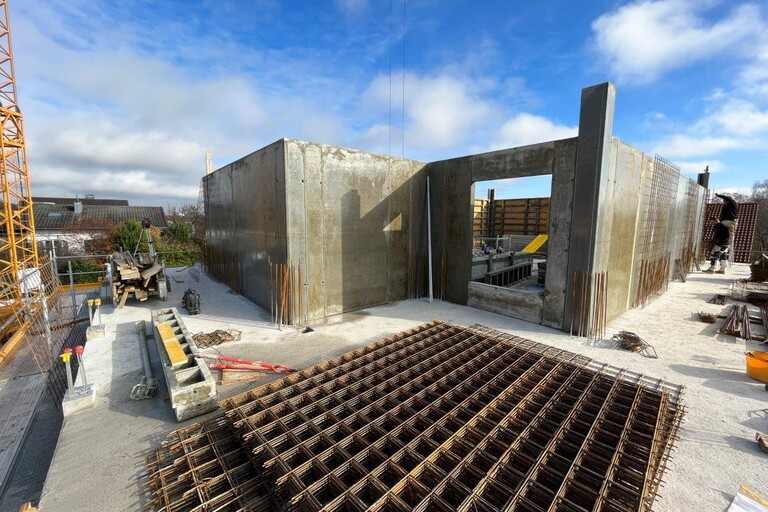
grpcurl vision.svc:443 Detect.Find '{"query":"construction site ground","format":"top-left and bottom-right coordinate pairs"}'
top-left (14, 264), bottom-right (768, 512)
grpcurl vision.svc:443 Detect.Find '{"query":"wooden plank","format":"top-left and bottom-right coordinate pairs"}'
top-left (117, 289), bottom-right (129, 308)
top-left (140, 263), bottom-right (163, 280)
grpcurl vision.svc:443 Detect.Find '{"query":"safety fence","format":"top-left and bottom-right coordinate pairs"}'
top-left (0, 255), bottom-right (84, 406)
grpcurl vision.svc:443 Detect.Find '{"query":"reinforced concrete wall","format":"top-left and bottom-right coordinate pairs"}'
top-left (427, 138), bottom-right (578, 328)
top-left (204, 83), bottom-right (708, 333)
top-left (283, 139), bottom-right (427, 320)
top-left (203, 140), bottom-right (287, 312)
top-left (598, 139), bottom-right (707, 322)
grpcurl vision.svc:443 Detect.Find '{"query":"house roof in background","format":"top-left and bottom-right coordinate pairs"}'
top-left (33, 196), bottom-right (130, 206)
top-left (33, 203), bottom-right (168, 230)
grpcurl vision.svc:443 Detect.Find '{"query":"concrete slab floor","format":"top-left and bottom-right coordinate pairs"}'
top-left (30, 265), bottom-right (768, 512)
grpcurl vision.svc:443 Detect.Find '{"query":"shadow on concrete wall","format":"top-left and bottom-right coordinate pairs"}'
top-left (337, 172), bottom-right (427, 316)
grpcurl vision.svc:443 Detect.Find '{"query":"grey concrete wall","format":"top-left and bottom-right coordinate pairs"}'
top-left (541, 138), bottom-right (578, 329)
top-left (602, 140), bottom-right (647, 321)
top-left (283, 139), bottom-right (427, 320)
top-left (595, 139), bottom-right (708, 322)
top-left (204, 140), bottom-right (287, 311)
top-left (427, 137), bottom-right (578, 327)
top-left (565, 82), bottom-right (615, 332)
top-left (467, 282), bottom-right (543, 322)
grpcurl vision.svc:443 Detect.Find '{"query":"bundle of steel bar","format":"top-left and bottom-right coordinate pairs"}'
top-left (723, 305), bottom-right (768, 342)
top-left (193, 328), bottom-right (241, 349)
top-left (698, 312), bottom-right (716, 324)
top-left (635, 253), bottom-right (671, 308)
top-left (569, 270), bottom-right (608, 340)
top-left (611, 331), bottom-right (658, 358)
top-left (268, 258), bottom-right (306, 328)
top-left (718, 304), bottom-right (768, 341)
top-left (145, 321), bottom-right (685, 512)
top-left (720, 305), bottom-right (744, 337)
top-left (673, 258), bottom-right (686, 282)
top-left (708, 294), bottom-right (727, 305)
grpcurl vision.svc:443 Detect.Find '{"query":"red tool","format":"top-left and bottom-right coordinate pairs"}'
top-left (206, 355), bottom-right (294, 374)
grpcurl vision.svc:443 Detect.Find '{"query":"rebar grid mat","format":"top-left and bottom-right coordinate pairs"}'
top-left (144, 322), bottom-right (684, 512)
top-left (633, 155), bottom-right (681, 309)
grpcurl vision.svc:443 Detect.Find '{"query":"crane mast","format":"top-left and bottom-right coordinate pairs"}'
top-left (0, 0), bottom-right (37, 294)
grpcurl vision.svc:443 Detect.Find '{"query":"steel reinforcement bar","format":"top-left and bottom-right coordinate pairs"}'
top-left (144, 322), bottom-right (684, 512)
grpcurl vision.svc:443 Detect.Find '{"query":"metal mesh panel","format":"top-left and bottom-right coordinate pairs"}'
top-left (634, 156), bottom-right (681, 307)
top-left (145, 322), bottom-right (684, 512)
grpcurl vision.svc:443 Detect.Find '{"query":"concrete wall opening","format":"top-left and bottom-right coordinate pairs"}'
top-left (470, 177), bottom-right (553, 304)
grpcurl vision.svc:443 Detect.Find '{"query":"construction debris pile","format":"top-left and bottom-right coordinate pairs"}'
top-left (708, 294), bottom-right (727, 305)
top-left (110, 251), bottom-right (168, 307)
top-left (145, 322), bottom-right (684, 512)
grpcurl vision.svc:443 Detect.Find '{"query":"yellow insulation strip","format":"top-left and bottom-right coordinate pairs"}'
top-left (157, 322), bottom-right (187, 366)
top-left (522, 234), bottom-right (548, 253)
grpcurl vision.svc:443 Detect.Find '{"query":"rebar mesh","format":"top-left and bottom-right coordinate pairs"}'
top-left (145, 322), bottom-right (684, 512)
top-left (634, 155), bottom-right (681, 308)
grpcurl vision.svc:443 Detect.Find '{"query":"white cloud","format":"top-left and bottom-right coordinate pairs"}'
top-left (712, 186), bottom-right (751, 197)
top-left (653, 135), bottom-right (758, 158)
top-left (652, 96), bottom-right (768, 158)
top-left (675, 160), bottom-right (723, 175)
top-left (336, 0), bottom-right (368, 15)
top-left (490, 114), bottom-right (577, 150)
top-left (699, 98), bottom-right (768, 137)
top-left (592, 0), bottom-right (764, 83)
top-left (363, 72), bottom-right (492, 149)
top-left (13, 1), bottom-right (363, 205)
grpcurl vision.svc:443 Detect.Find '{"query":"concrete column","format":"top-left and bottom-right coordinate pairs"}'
top-left (564, 82), bottom-right (616, 331)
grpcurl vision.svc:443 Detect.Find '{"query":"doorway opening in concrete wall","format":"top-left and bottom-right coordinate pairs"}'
top-left (468, 176), bottom-right (553, 319)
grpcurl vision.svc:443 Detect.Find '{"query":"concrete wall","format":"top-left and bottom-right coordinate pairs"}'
top-left (595, 139), bottom-right (708, 322)
top-left (204, 140), bottom-right (287, 311)
top-left (467, 282), bottom-right (543, 322)
top-left (426, 138), bottom-right (578, 328)
top-left (204, 83), bottom-right (708, 332)
top-left (283, 139), bottom-right (427, 320)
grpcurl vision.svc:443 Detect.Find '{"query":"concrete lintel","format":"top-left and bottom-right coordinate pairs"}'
top-left (469, 139), bottom-right (574, 182)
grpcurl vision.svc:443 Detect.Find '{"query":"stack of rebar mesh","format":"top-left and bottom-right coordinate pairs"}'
top-left (144, 321), bottom-right (685, 512)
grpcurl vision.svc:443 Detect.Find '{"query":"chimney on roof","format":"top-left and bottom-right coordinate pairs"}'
top-left (205, 151), bottom-right (212, 174)
top-left (74, 195), bottom-right (83, 214)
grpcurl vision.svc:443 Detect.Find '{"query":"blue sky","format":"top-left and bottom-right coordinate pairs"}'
top-left (11, 0), bottom-right (768, 206)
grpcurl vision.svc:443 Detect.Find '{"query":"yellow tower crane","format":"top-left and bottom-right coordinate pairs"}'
top-left (0, 0), bottom-right (39, 354)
